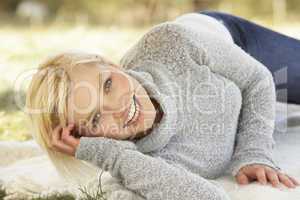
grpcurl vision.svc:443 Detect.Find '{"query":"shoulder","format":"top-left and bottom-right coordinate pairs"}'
top-left (141, 22), bottom-right (190, 44)
top-left (120, 22), bottom-right (189, 69)
top-left (147, 21), bottom-right (186, 34)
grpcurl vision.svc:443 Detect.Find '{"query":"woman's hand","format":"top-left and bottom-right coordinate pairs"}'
top-left (49, 124), bottom-right (80, 156)
top-left (235, 164), bottom-right (300, 188)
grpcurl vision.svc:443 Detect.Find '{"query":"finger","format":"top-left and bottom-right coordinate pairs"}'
top-left (61, 125), bottom-right (80, 148)
top-left (52, 140), bottom-right (75, 156)
top-left (51, 126), bottom-right (75, 155)
top-left (286, 175), bottom-right (300, 186)
top-left (278, 173), bottom-right (295, 188)
top-left (52, 125), bottom-right (63, 145)
top-left (236, 171), bottom-right (249, 185)
top-left (256, 168), bottom-right (267, 185)
top-left (241, 165), bottom-right (259, 180)
top-left (77, 124), bottom-right (92, 137)
top-left (266, 169), bottom-right (280, 188)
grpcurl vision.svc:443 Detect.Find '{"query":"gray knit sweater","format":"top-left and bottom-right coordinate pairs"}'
top-left (75, 13), bottom-right (281, 200)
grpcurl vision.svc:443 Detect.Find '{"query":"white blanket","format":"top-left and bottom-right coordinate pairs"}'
top-left (0, 101), bottom-right (300, 200)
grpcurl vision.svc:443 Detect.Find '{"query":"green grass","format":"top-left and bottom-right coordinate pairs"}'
top-left (28, 194), bottom-right (75, 200)
top-left (0, 111), bottom-right (32, 141)
top-left (0, 88), bottom-right (32, 140)
top-left (0, 188), bottom-right (76, 200)
top-left (77, 170), bottom-right (107, 200)
top-left (0, 186), bottom-right (6, 200)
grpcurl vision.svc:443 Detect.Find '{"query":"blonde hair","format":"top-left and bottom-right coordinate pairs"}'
top-left (25, 51), bottom-right (117, 186)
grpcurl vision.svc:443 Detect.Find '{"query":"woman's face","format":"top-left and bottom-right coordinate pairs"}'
top-left (66, 62), bottom-right (157, 140)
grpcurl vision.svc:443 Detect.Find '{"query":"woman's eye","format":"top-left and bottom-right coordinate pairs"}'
top-left (92, 113), bottom-right (101, 128)
top-left (104, 77), bottom-right (112, 93)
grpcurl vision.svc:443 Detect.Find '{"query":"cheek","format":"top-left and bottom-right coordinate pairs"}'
top-left (95, 116), bottom-right (122, 134)
top-left (112, 73), bottom-right (135, 104)
top-left (114, 72), bottom-right (132, 91)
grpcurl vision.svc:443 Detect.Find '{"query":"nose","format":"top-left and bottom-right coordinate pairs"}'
top-left (102, 92), bottom-right (133, 120)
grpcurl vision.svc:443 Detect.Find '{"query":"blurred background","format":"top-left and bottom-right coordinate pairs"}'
top-left (0, 0), bottom-right (299, 141)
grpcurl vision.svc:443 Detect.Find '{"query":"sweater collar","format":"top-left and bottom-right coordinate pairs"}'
top-left (125, 62), bottom-right (178, 153)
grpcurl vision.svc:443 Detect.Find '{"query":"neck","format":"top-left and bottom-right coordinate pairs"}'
top-left (151, 97), bottom-right (164, 124)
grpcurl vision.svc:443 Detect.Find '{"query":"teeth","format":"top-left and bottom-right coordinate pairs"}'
top-left (125, 96), bottom-right (140, 127)
top-left (128, 103), bottom-right (135, 121)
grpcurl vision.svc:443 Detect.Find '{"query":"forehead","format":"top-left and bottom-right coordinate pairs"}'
top-left (66, 63), bottom-right (105, 125)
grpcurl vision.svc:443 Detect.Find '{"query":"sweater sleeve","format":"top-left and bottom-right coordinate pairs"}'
top-left (170, 23), bottom-right (281, 176)
top-left (75, 137), bottom-right (230, 200)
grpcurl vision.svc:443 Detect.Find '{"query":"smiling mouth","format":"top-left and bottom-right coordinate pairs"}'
top-left (123, 94), bottom-right (140, 128)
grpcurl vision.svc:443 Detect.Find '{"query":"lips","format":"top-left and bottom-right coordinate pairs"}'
top-left (123, 94), bottom-right (140, 128)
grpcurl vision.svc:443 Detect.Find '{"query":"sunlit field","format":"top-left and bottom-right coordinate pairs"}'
top-left (0, 23), bottom-right (299, 141)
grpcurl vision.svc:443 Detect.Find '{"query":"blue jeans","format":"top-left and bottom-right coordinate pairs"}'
top-left (199, 10), bottom-right (300, 104)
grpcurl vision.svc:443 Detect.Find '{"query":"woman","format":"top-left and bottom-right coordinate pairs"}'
top-left (26, 11), bottom-right (299, 200)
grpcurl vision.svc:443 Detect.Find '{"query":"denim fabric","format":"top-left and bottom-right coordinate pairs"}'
top-left (199, 10), bottom-right (300, 104)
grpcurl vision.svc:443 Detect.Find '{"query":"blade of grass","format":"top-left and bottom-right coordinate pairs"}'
top-left (77, 169), bottom-right (107, 200)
